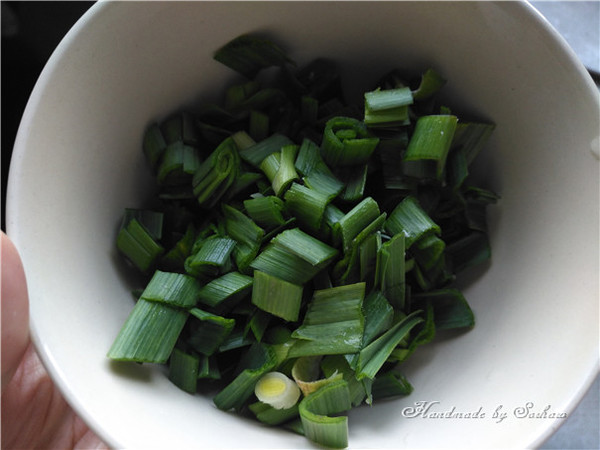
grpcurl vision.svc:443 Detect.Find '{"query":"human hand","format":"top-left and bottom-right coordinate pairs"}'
top-left (1, 232), bottom-right (107, 449)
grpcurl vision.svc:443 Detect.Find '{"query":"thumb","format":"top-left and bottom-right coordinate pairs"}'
top-left (1, 231), bottom-right (30, 393)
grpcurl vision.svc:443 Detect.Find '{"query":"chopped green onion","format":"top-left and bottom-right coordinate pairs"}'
top-left (244, 196), bottom-right (287, 228)
top-left (412, 68), bottom-right (446, 101)
top-left (213, 343), bottom-right (277, 411)
top-left (371, 370), bottom-right (413, 400)
top-left (214, 34), bottom-right (294, 79)
top-left (284, 182), bottom-right (330, 233)
top-left (140, 270), bottom-right (201, 308)
top-left (356, 311), bottom-right (423, 380)
top-left (251, 270), bottom-right (303, 322)
top-left (451, 122), bottom-right (496, 165)
top-left (197, 271), bottom-right (253, 310)
top-left (320, 117), bottom-right (379, 167)
top-left (187, 308), bottom-right (236, 356)
top-left (116, 219), bottom-right (164, 273)
top-left (107, 299), bottom-right (188, 363)
top-left (222, 204), bottom-right (264, 272)
top-left (384, 195), bottom-right (441, 248)
top-left (143, 123), bottom-right (167, 169)
top-left (249, 400), bottom-right (299, 425)
top-left (412, 288), bottom-right (475, 330)
top-left (169, 348), bottom-right (200, 394)
top-left (404, 115), bottom-right (458, 180)
top-left (184, 236), bottom-right (236, 279)
top-left (192, 136), bottom-right (240, 208)
top-left (254, 371), bottom-right (301, 409)
top-left (240, 133), bottom-right (294, 168)
top-left (289, 283), bottom-right (365, 358)
top-left (292, 356), bottom-right (343, 396)
top-left (299, 380), bottom-right (351, 449)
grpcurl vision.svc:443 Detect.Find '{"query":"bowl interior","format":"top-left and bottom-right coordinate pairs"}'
top-left (6, 1), bottom-right (599, 448)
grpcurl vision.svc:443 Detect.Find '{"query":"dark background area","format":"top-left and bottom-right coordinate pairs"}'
top-left (1, 1), bottom-right (95, 230)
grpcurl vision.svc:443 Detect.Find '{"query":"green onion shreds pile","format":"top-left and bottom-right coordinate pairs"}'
top-left (108, 34), bottom-right (499, 448)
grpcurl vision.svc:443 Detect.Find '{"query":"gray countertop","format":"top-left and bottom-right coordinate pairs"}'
top-left (528, 4), bottom-right (599, 449)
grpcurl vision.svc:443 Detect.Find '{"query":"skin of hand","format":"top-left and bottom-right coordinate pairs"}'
top-left (1, 232), bottom-right (107, 449)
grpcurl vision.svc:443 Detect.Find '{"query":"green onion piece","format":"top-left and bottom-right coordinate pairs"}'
top-left (187, 308), bottom-right (235, 356)
top-left (365, 87), bottom-right (413, 112)
top-left (291, 356), bottom-right (343, 396)
top-left (374, 233), bottom-right (406, 309)
top-left (259, 152), bottom-right (280, 184)
top-left (244, 196), bottom-right (287, 228)
top-left (198, 354), bottom-right (222, 380)
top-left (160, 224), bottom-right (196, 272)
top-left (356, 311), bottom-right (424, 380)
top-left (249, 110), bottom-right (270, 141)
top-left (301, 96), bottom-right (319, 125)
top-left (299, 379), bottom-right (351, 449)
top-left (451, 122), bottom-right (496, 165)
top-left (117, 210), bottom-right (165, 273)
top-left (271, 228), bottom-right (338, 269)
top-left (240, 133), bottom-right (295, 168)
top-left (446, 231), bottom-right (491, 273)
top-left (320, 117), bottom-right (379, 167)
top-left (192, 136), bottom-right (240, 208)
top-left (295, 138), bottom-right (344, 200)
top-left (240, 88), bottom-right (287, 113)
top-left (336, 196), bottom-right (380, 252)
top-left (222, 204), bottom-right (264, 272)
top-left (218, 329), bottom-right (254, 353)
top-left (140, 270), bottom-right (201, 308)
top-left (412, 68), bottom-right (446, 101)
top-left (249, 401), bottom-right (299, 426)
top-left (371, 369), bottom-right (413, 400)
top-left (364, 87), bottom-right (413, 127)
top-left (197, 271), bottom-right (253, 309)
top-left (447, 145), bottom-right (469, 190)
top-left (247, 308), bottom-right (271, 342)
top-left (107, 299), bottom-right (188, 363)
top-left (156, 142), bottom-right (202, 185)
top-left (320, 355), bottom-right (370, 407)
top-left (231, 130), bottom-right (256, 150)
top-left (336, 164), bottom-right (368, 203)
top-left (413, 233), bottom-right (446, 271)
top-left (143, 123), bottom-right (167, 169)
top-left (359, 231), bottom-right (381, 283)
top-left (284, 182), bottom-right (330, 233)
top-left (403, 115), bottom-right (458, 180)
top-left (225, 80), bottom-right (261, 110)
top-left (384, 195), bottom-right (441, 248)
top-left (332, 212), bottom-right (387, 286)
top-left (289, 283), bottom-right (365, 358)
top-left (121, 208), bottom-right (163, 240)
top-left (213, 34), bottom-right (294, 79)
top-left (213, 342), bottom-right (277, 411)
top-left (272, 145), bottom-right (300, 196)
top-left (255, 371), bottom-right (301, 409)
top-left (412, 288), bottom-right (475, 330)
top-left (362, 290), bottom-right (394, 346)
top-left (252, 270), bottom-right (303, 322)
top-left (168, 348), bottom-right (200, 394)
top-left (184, 236), bottom-right (236, 279)
top-left (250, 243), bottom-right (319, 286)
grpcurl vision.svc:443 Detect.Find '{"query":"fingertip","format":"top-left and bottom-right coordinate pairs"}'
top-left (1, 231), bottom-right (30, 392)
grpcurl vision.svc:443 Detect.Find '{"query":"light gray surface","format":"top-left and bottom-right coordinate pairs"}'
top-left (529, 2), bottom-right (599, 449)
top-left (530, 1), bottom-right (599, 75)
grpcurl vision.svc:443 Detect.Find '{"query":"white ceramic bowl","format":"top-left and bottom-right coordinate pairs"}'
top-left (7, 1), bottom-right (599, 448)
